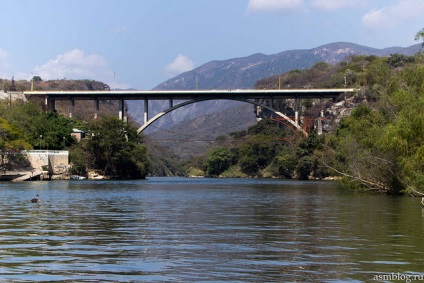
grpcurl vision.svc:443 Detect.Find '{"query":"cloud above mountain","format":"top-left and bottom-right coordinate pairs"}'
top-left (246, 0), bottom-right (304, 14)
top-left (245, 0), bottom-right (364, 13)
top-left (246, 0), bottom-right (424, 31)
top-left (34, 49), bottom-right (108, 81)
top-left (310, 0), bottom-right (364, 10)
top-left (165, 54), bottom-right (195, 77)
top-left (362, 0), bottom-right (424, 29)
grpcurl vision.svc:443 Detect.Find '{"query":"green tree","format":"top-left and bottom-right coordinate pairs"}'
top-left (239, 155), bottom-right (260, 176)
top-left (0, 118), bottom-right (32, 151)
top-left (415, 28), bottom-right (424, 46)
top-left (271, 149), bottom-right (296, 178)
top-left (387, 54), bottom-right (415, 68)
top-left (40, 112), bottom-right (74, 149)
top-left (296, 156), bottom-right (313, 180)
top-left (84, 116), bottom-right (149, 178)
top-left (203, 147), bottom-right (233, 176)
top-left (32, 76), bottom-right (42, 83)
top-left (320, 63), bottom-right (424, 194)
top-left (0, 101), bottom-right (74, 150)
top-left (363, 57), bottom-right (391, 87)
top-left (238, 134), bottom-right (276, 176)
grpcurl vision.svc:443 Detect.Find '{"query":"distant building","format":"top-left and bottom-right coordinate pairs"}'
top-left (71, 128), bottom-right (85, 142)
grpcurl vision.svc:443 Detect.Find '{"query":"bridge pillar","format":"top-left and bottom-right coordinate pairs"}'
top-left (118, 98), bottom-right (125, 120)
top-left (94, 99), bottom-right (99, 119)
top-left (144, 98), bottom-right (148, 124)
top-left (69, 99), bottom-right (74, 118)
top-left (317, 97), bottom-right (324, 135)
top-left (169, 98), bottom-right (173, 108)
top-left (45, 97), bottom-right (55, 112)
top-left (294, 98), bottom-right (299, 126)
top-left (317, 118), bottom-right (323, 135)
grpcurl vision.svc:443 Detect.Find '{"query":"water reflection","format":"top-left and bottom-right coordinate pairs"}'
top-left (0, 178), bottom-right (423, 282)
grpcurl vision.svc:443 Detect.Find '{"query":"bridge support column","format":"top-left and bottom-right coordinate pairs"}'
top-left (144, 98), bottom-right (148, 124)
top-left (69, 99), bottom-right (74, 118)
top-left (317, 118), bottom-right (323, 135)
top-left (118, 98), bottom-right (125, 120)
top-left (317, 97), bottom-right (323, 135)
top-left (94, 99), bottom-right (99, 119)
top-left (169, 98), bottom-right (173, 108)
top-left (45, 97), bottom-right (55, 112)
top-left (294, 98), bottom-right (299, 126)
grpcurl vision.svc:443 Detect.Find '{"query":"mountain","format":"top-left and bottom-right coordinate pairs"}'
top-left (154, 42), bottom-right (422, 90)
top-left (127, 42), bottom-right (422, 157)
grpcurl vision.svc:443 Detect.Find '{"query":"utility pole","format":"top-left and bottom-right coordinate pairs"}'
top-left (196, 72), bottom-right (198, 90)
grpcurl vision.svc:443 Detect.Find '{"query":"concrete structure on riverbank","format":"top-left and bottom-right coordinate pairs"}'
top-left (14, 150), bottom-right (70, 181)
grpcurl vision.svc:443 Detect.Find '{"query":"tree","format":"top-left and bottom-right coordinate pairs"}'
top-left (84, 116), bottom-right (149, 178)
top-left (0, 117), bottom-right (32, 171)
top-left (320, 63), bottom-right (424, 194)
top-left (387, 54), bottom-right (415, 68)
top-left (0, 101), bottom-right (74, 150)
top-left (203, 147), bottom-right (233, 176)
top-left (41, 112), bottom-right (74, 149)
top-left (239, 155), bottom-right (260, 176)
top-left (415, 28), bottom-right (424, 46)
top-left (0, 118), bottom-right (32, 151)
top-left (271, 150), bottom-right (296, 178)
top-left (32, 76), bottom-right (42, 83)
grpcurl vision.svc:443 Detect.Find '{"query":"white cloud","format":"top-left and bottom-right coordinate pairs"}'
top-left (362, 0), bottom-right (424, 29)
top-left (165, 54), bottom-right (195, 77)
top-left (34, 49), bottom-right (108, 81)
top-left (0, 48), bottom-right (8, 59)
top-left (246, 0), bottom-right (304, 14)
top-left (310, 0), bottom-right (363, 10)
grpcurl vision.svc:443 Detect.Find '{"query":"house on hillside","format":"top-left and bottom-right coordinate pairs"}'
top-left (71, 128), bottom-right (85, 142)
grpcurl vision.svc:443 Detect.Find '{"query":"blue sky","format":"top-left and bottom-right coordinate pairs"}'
top-left (1, 0), bottom-right (423, 89)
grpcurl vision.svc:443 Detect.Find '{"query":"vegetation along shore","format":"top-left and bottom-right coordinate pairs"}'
top-left (1, 29), bottom-right (423, 197)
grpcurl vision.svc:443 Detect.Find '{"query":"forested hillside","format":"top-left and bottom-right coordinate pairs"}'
top-left (188, 52), bottom-right (424, 195)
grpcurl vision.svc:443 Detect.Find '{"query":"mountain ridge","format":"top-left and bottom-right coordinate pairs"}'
top-left (127, 41), bottom-right (422, 136)
top-left (153, 42), bottom-right (421, 91)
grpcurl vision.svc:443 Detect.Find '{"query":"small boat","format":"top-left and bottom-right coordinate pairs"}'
top-left (421, 197), bottom-right (424, 207)
top-left (71, 175), bottom-right (86, 180)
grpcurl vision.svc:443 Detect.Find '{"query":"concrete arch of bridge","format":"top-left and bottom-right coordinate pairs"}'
top-left (137, 98), bottom-right (308, 136)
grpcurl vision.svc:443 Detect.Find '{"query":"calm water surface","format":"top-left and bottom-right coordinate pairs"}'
top-left (0, 177), bottom-right (423, 282)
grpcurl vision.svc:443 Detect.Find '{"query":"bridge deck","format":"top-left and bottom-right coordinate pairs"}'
top-left (24, 88), bottom-right (355, 100)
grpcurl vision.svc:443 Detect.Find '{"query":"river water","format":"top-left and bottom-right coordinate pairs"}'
top-left (0, 177), bottom-right (423, 282)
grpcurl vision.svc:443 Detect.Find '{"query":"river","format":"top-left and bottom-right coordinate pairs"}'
top-left (0, 177), bottom-right (423, 282)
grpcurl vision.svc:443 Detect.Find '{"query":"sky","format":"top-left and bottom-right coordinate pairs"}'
top-left (1, 0), bottom-right (423, 90)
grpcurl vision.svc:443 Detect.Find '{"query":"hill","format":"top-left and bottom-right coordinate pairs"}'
top-left (155, 42), bottom-right (421, 90)
top-left (127, 42), bottom-right (423, 158)
top-left (128, 42), bottom-right (421, 128)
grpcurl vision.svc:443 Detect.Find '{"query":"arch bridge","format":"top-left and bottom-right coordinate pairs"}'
top-left (24, 88), bottom-right (355, 136)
